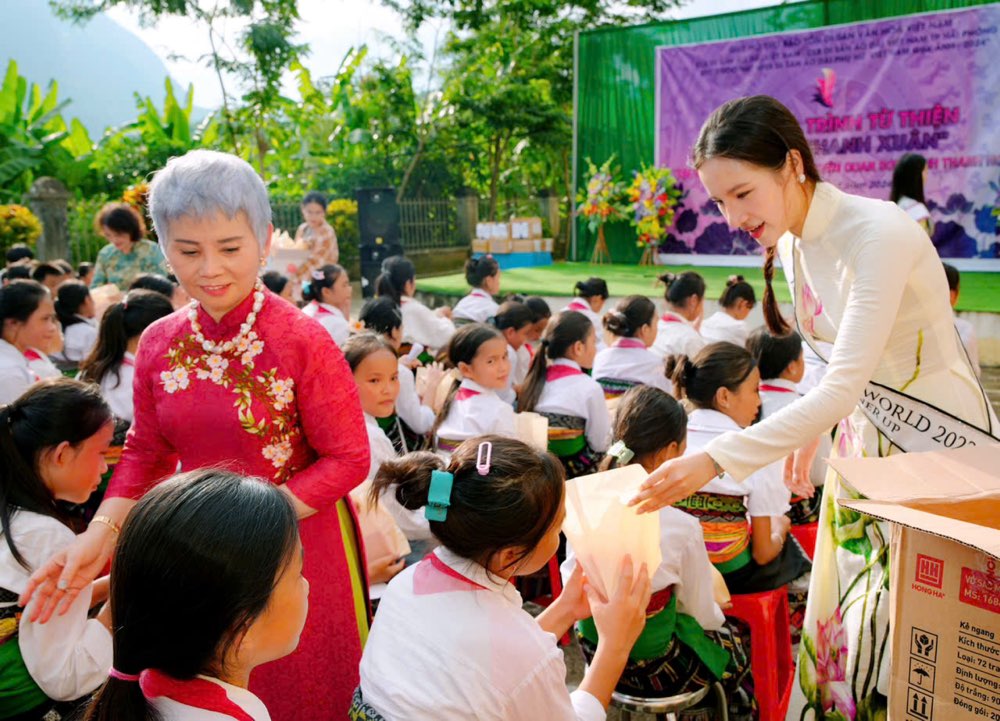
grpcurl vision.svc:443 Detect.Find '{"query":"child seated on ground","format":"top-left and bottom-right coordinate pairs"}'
top-left (490, 300), bottom-right (534, 404)
top-left (700, 275), bottom-right (756, 347)
top-left (434, 324), bottom-right (515, 454)
top-left (593, 295), bottom-right (672, 398)
top-left (84, 469), bottom-right (307, 721)
top-left (746, 326), bottom-right (829, 525)
top-left (651, 271), bottom-right (706, 360)
top-left (0, 379), bottom-right (113, 719)
top-left (354, 436), bottom-right (651, 720)
top-left (54, 280), bottom-right (98, 364)
top-left (668, 342), bottom-right (811, 594)
top-left (563, 277), bottom-right (609, 350)
top-left (451, 255), bottom-right (500, 324)
top-left (564, 386), bottom-right (756, 720)
top-left (301, 263), bottom-right (351, 346)
top-left (518, 311), bottom-right (610, 478)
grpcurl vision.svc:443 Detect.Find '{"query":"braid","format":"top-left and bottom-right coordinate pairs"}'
top-left (762, 247), bottom-right (789, 334)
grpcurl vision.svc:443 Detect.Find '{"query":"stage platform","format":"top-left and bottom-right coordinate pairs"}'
top-left (472, 251), bottom-right (552, 270)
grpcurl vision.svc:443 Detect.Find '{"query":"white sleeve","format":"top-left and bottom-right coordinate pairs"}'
top-left (707, 227), bottom-right (916, 481)
top-left (0, 369), bottom-right (31, 404)
top-left (673, 520), bottom-right (726, 631)
top-left (583, 381), bottom-right (611, 453)
top-left (494, 402), bottom-right (517, 438)
top-left (745, 461), bottom-right (792, 517)
top-left (395, 367), bottom-right (435, 434)
top-left (333, 319), bottom-right (350, 347)
top-left (18, 527), bottom-right (112, 700)
top-left (406, 302), bottom-right (455, 349)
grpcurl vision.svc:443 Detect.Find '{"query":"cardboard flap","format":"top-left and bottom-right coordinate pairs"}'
top-left (841, 498), bottom-right (1000, 559)
top-left (830, 446), bottom-right (1000, 503)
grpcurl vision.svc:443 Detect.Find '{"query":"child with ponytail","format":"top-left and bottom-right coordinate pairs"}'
top-left (651, 271), bottom-right (706, 360)
top-left (489, 300), bottom-right (534, 403)
top-left (451, 255), bottom-right (500, 324)
top-left (0, 379), bottom-right (113, 718)
top-left (354, 436), bottom-right (652, 719)
top-left (433, 324), bottom-right (515, 454)
top-left (301, 263), bottom-right (352, 346)
top-left (376, 256), bottom-right (454, 353)
top-left (700, 275), bottom-right (756, 347)
top-left (54, 280), bottom-right (98, 364)
top-left (592, 295), bottom-right (672, 397)
top-left (565, 386), bottom-right (755, 719)
top-left (518, 311), bottom-right (610, 478)
top-left (83, 469), bottom-right (306, 721)
top-left (667, 342), bottom-right (810, 594)
top-left (564, 277), bottom-right (609, 350)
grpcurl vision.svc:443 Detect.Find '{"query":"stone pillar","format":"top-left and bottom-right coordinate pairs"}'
top-left (537, 190), bottom-right (561, 241)
top-left (455, 191), bottom-right (479, 242)
top-left (27, 177), bottom-right (71, 261)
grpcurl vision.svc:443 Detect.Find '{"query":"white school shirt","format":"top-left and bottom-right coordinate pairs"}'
top-left (435, 378), bottom-right (516, 444)
top-left (0, 339), bottom-right (35, 404)
top-left (99, 353), bottom-right (137, 423)
top-left (562, 505), bottom-right (724, 632)
top-left (302, 301), bottom-right (350, 346)
top-left (363, 412), bottom-right (429, 541)
top-left (60, 318), bottom-right (98, 362)
top-left (796, 341), bottom-right (830, 396)
top-left (684, 409), bottom-right (790, 517)
top-left (954, 315), bottom-right (980, 377)
top-left (24, 348), bottom-right (60, 381)
top-left (758, 377), bottom-right (831, 489)
top-left (513, 344), bottom-right (533, 386)
top-left (0, 510), bottom-right (112, 700)
top-left (359, 547), bottom-right (605, 721)
top-left (650, 311), bottom-right (705, 360)
top-left (699, 311), bottom-right (749, 348)
top-left (592, 338), bottom-right (672, 394)
top-left (534, 359), bottom-right (610, 453)
top-left (561, 299), bottom-right (606, 350)
top-left (452, 289), bottom-right (499, 324)
top-left (146, 675), bottom-right (271, 721)
top-left (395, 360), bottom-right (435, 434)
top-left (498, 345), bottom-right (518, 405)
top-left (400, 295), bottom-right (455, 351)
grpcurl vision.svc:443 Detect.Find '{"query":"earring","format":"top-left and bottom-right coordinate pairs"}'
top-left (798, 173), bottom-right (806, 184)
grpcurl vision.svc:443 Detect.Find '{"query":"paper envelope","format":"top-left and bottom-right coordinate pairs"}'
top-left (563, 464), bottom-right (662, 599)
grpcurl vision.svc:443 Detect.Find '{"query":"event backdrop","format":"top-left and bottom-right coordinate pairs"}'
top-left (655, 5), bottom-right (1000, 261)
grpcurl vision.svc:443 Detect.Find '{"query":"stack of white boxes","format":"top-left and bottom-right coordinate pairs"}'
top-left (472, 218), bottom-right (552, 254)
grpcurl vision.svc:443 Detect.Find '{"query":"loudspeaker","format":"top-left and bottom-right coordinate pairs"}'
top-left (356, 188), bottom-right (401, 248)
top-left (359, 243), bottom-right (404, 299)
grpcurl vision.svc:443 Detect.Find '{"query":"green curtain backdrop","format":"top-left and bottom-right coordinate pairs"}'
top-left (573, 0), bottom-right (999, 262)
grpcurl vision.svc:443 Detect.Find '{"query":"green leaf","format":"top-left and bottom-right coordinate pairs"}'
top-left (0, 61), bottom-right (19, 125)
top-left (61, 118), bottom-right (93, 157)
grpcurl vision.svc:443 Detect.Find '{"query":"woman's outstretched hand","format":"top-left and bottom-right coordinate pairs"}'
top-left (628, 452), bottom-right (717, 514)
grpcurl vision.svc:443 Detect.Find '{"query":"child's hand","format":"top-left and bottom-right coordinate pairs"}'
top-left (368, 556), bottom-right (406, 585)
top-left (436, 306), bottom-right (452, 319)
top-left (420, 362), bottom-right (446, 406)
top-left (557, 562), bottom-right (592, 622)
top-left (587, 555), bottom-right (651, 656)
top-left (400, 356), bottom-right (421, 370)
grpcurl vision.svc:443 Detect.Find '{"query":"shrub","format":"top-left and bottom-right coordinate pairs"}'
top-left (0, 205), bottom-right (42, 256)
top-left (327, 198), bottom-right (359, 261)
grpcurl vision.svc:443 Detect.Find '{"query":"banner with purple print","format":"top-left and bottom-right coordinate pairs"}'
top-left (656, 6), bottom-right (1000, 265)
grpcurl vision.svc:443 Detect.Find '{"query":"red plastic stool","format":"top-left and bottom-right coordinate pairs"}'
top-left (726, 587), bottom-right (794, 721)
top-left (791, 522), bottom-right (818, 560)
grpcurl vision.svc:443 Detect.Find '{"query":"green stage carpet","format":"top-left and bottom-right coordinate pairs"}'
top-left (419, 262), bottom-right (998, 313)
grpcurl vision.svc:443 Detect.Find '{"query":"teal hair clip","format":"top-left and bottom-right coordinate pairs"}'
top-left (425, 469), bottom-right (454, 522)
top-left (607, 440), bottom-right (634, 465)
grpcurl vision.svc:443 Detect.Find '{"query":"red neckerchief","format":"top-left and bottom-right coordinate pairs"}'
top-left (22, 348), bottom-right (43, 361)
top-left (121, 356), bottom-right (136, 368)
top-left (614, 338), bottom-right (646, 350)
top-left (311, 301), bottom-right (334, 317)
top-left (546, 364), bottom-right (583, 382)
top-left (566, 299), bottom-right (589, 313)
top-left (455, 387), bottom-right (481, 401)
top-left (413, 553), bottom-right (487, 596)
top-left (139, 671), bottom-right (257, 721)
top-left (660, 312), bottom-right (684, 324)
top-left (470, 289), bottom-right (490, 300)
top-left (759, 384), bottom-right (796, 394)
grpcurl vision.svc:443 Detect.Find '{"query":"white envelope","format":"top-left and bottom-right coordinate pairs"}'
top-left (562, 464), bottom-right (661, 600)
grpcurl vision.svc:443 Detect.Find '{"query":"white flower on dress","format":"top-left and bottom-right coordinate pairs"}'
top-left (160, 367), bottom-right (190, 394)
top-left (173, 367), bottom-right (190, 390)
top-left (206, 354), bottom-right (229, 371)
top-left (269, 377), bottom-right (295, 410)
top-left (161, 370), bottom-right (179, 394)
top-left (209, 367), bottom-right (225, 384)
top-left (196, 368), bottom-right (211, 380)
top-left (261, 439), bottom-right (293, 469)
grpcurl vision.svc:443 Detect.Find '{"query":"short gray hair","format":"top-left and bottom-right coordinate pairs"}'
top-left (148, 150), bottom-right (272, 251)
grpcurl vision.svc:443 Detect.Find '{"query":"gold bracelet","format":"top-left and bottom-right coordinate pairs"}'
top-left (91, 515), bottom-right (121, 536)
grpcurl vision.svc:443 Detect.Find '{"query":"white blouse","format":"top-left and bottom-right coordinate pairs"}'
top-left (685, 409), bottom-right (789, 517)
top-left (395, 360), bottom-right (435, 435)
top-left (757, 377), bottom-right (830, 489)
top-left (0, 510), bottom-right (111, 700)
top-left (499, 345), bottom-right (518, 405)
top-left (147, 675), bottom-right (271, 721)
top-left (25, 348), bottom-right (60, 381)
top-left (534, 359), bottom-right (610, 453)
top-left (452, 289), bottom-right (499, 324)
top-left (699, 311), bottom-right (748, 348)
top-left (562, 505), bottom-right (724, 632)
top-left (60, 318), bottom-right (98, 362)
top-left (400, 296), bottom-right (455, 351)
top-left (0, 340), bottom-right (34, 404)
top-left (360, 547), bottom-right (605, 721)
top-left (561, 299), bottom-right (606, 350)
top-left (592, 339), bottom-right (672, 394)
top-left (707, 182), bottom-right (994, 481)
top-left (302, 301), bottom-right (350, 347)
top-left (513, 344), bottom-right (533, 386)
top-left (362, 413), bottom-right (429, 542)
top-left (650, 312), bottom-right (705, 360)
top-left (435, 378), bottom-right (516, 445)
top-left (99, 353), bottom-right (136, 423)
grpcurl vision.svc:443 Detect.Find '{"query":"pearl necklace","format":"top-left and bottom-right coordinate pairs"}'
top-left (188, 281), bottom-right (266, 355)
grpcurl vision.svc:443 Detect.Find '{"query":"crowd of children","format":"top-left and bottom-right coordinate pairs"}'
top-left (0, 179), bottom-right (984, 720)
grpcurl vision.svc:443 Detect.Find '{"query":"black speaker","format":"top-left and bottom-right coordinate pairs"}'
top-left (356, 188), bottom-right (401, 248)
top-left (359, 243), bottom-right (404, 299)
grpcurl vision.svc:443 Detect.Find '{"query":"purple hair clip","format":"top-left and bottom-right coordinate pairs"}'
top-left (476, 441), bottom-right (492, 476)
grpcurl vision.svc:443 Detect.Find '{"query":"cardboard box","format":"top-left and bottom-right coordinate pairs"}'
top-left (833, 446), bottom-right (1000, 721)
top-left (476, 222), bottom-right (510, 240)
top-left (510, 216), bottom-right (543, 239)
top-left (488, 238), bottom-right (513, 254)
top-left (471, 238), bottom-right (490, 254)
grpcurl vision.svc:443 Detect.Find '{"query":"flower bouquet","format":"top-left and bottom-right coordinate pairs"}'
top-left (576, 156), bottom-right (627, 264)
top-left (627, 165), bottom-right (681, 266)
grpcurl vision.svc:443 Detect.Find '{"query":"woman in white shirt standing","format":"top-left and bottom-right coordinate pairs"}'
top-left (377, 256), bottom-right (454, 354)
top-left (355, 436), bottom-right (651, 721)
top-left (890, 152), bottom-right (933, 236)
top-left (699, 275), bottom-right (756, 348)
top-left (451, 255), bottom-right (500, 325)
top-left (0, 281), bottom-right (61, 404)
top-left (634, 95), bottom-right (996, 717)
top-left (301, 264), bottom-right (352, 347)
top-left (650, 271), bottom-right (706, 360)
top-left (592, 295), bottom-right (672, 397)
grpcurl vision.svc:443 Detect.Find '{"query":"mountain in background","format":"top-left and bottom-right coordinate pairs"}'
top-left (4, 0), bottom-right (209, 135)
